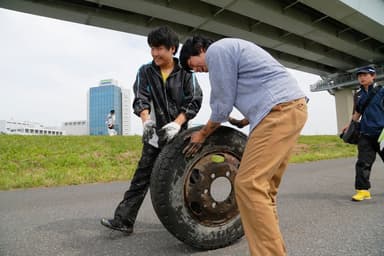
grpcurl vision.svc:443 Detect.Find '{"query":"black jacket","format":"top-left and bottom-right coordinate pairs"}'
top-left (133, 58), bottom-right (203, 130)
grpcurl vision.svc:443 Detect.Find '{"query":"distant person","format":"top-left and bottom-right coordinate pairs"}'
top-left (179, 35), bottom-right (307, 256)
top-left (341, 66), bottom-right (384, 201)
top-left (100, 26), bottom-right (202, 234)
top-left (106, 110), bottom-right (117, 136)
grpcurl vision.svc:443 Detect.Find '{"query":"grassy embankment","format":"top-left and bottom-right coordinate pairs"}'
top-left (0, 135), bottom-right (356, 190)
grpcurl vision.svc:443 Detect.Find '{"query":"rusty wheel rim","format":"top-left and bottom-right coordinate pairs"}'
top-left (184, 151), bottom-right (241, 227)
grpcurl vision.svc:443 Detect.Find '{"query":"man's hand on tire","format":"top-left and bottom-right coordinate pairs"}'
top-left (183, 131), bottom-right (205, 157)
top-left (228, 117), bottom-right (249, 128)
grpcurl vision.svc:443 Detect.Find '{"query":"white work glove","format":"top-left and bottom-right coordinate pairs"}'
top-left (142, 120), bottom-right (158, 147)
top-left (158, 122), bottom-right (181, 146)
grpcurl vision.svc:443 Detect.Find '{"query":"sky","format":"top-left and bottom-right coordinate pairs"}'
top-left (0, 8), bottom-right (338, 135)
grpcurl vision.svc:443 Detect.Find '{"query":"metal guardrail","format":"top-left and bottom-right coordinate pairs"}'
top-left (310, 66), bottom-right (384, 92)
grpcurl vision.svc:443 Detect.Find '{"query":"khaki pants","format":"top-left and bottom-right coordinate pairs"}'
top-left (235, 98), bottom-right (307, 256)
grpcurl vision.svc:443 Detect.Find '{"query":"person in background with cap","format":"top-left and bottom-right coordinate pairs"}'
top-left (342, 66), bottom-right (384, 201)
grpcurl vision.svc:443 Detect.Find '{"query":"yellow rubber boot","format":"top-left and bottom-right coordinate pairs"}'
top-left (352, 190), bottom-right (371, 201)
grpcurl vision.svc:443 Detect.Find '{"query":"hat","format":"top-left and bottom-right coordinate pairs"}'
top-left (356, 66), bottom-right (376, 76)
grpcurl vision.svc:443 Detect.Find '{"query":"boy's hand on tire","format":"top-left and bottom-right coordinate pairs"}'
top-left (158, 122), bottom-right (181, 146)
top-left (142, 119), bottom-right (156, 143)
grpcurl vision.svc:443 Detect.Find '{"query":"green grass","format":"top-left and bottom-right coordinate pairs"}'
top-left (290, 135), bottom-right (357, 163)
top-left (0, 134), bottom-right (357, 190)
top-left (0, 135), bottom-right (142, 190)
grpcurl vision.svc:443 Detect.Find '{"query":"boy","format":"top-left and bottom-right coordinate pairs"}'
top-left (100, 26), bottom-right (202, 234)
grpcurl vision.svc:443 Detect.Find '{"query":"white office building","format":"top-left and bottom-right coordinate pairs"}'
top-left (61, 120), bottom-right (88, 135)
top-left (0, 120), bottom-right (63, 135)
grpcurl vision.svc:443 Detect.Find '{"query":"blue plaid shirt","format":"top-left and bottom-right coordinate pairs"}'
top-left (206, 38), bottom-right (306, 132)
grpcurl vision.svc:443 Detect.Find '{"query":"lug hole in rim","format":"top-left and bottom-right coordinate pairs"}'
top-left (190, 202), bottom-right (202, 214)
top-left (189, 168), bottom-right (200, 185)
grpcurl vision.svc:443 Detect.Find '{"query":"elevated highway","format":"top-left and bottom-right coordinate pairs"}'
top-left (1, 0), bottom-right (384, 130)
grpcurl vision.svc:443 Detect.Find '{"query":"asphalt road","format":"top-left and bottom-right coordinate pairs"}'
top-left (1, 158), bottom-right (384, 256)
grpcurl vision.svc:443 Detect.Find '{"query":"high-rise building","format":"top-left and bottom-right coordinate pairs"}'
top-left (88, 79), bottom-right (122, 135)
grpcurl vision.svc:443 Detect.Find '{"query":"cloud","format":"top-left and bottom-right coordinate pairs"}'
top-left (0, 8), bottom-right (337, 134)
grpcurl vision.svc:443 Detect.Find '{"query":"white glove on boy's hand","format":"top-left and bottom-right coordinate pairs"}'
top-left (158, 122), bottom-right (181, 145)
top-left (142, 119), bottom-right (156, 143)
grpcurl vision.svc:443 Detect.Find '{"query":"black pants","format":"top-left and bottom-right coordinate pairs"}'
top-left (355, 135), bottom-right (384, 190)
top-left (114, 143), bottom-right (161, 226)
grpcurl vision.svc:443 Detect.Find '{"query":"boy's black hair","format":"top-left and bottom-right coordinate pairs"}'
top-left (147, 26), bottom-right (179, 55)
top-left (180, 35), bottom-right (214, 71)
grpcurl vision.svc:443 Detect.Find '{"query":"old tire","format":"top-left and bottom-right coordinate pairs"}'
top-left (150, 126), bottom-right (247, 249)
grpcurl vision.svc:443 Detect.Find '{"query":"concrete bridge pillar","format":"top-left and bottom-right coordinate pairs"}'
top-left (334, 89), bottom-right (355, 133)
